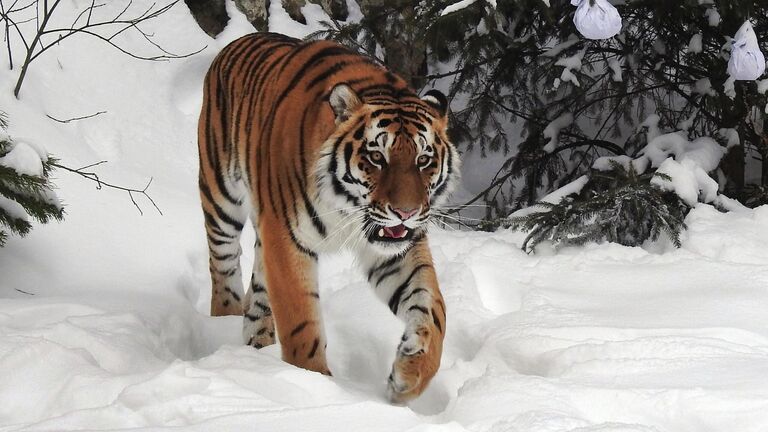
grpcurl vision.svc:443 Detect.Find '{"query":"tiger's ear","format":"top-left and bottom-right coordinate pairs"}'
top-left (329, 84), bottom-right (362, 124)
top-left (421, 90), bottom-right (449, 119)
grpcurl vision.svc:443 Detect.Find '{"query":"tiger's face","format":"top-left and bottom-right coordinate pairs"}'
top-left (318, 84), bottom-right (460, 256)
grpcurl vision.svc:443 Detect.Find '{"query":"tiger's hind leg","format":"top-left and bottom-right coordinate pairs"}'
top-left (242, 231), bottom-right (276, 348)
top-left (200, 175), bottom-right (249, 317)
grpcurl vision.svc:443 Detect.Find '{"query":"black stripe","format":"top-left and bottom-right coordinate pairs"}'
top-left (432, 308), bottom-right (443, 333)
top-left (367, 254), bottom-right (404, 281)
top-left (252, 300), bottom-right (271, 313)
top-left (288, 230), bottom-right (318, 259)
top-left (308, 338), bottom-right (320, 358)
top-left (408, 305), bottom-right (428, 314)
top-left (375, 268), bottom-right (400, 286)
top-left (388, 264), bottom-right (432, 315)
top-left (400, 287), bottom-right (427, 305)
top-left (209, 249), bottom-right (237, 261)
top-left (291, 320), bottom-right (310, 337)
top-left (224, 286), bottom-right (241, 302)
top-left (211, 201), bottom-right (244, 232)
top-left (300, 183), bottom-right (327, 237)
top-left (328, 137), bottom-right (361, 206)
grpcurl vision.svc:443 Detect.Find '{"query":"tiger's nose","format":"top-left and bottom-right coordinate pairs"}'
top-left (391, 206), bottom-right (419, 221)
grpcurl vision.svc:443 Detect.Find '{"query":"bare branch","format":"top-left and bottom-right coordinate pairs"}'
top-left (45, 110), bottom-right (106, 123)
top-left (7, 0), bottom-right (201, 97)
top-left (51, 161), bottom-right (163, 216)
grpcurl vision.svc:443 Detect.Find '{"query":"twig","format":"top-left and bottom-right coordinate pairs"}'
top-left (45, 110), bottom-right (106, 123)
top-left (15, 288), bottom-right (35, 295)
top-left (51, 160), bottom-right (163, 215)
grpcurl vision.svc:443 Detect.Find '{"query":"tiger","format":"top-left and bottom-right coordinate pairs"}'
top-left (197, 32), bottom-right (460, 403)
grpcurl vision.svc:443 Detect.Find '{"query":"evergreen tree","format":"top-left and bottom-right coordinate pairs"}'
top-left (508, 162), bottom-right (688, 251)
top-left (0, 112), bottom-right (64, 246)
top-left (312, 0), bottom-right (768, 227)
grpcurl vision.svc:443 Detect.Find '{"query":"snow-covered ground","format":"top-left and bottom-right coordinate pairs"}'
top-left (2, 2), bottom-right (768, 431)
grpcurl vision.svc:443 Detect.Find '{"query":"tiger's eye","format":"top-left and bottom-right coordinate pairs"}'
top-left (370, 151), bottom-right (384, 163)
top-left (417, 155), bottom-right (431, 165)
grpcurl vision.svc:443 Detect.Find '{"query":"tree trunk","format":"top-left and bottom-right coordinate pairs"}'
top-left (184, 0), bottom-right (229, 37)
top-left (358, 0), bottom-right (428, 90)
top-left (234, 0), bottom-right (270, 32)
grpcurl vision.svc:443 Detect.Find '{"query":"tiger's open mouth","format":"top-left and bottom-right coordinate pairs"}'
top-left (369, 223), bottom-right (414, 243)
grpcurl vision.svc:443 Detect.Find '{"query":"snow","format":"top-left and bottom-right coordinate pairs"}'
top-left (2, 1), bottom-right (768, 431)
top-left (641, 134), bottom-right (725, 173)
top-left (441, 0), bottom-right (479, 16)
top-left (639, 134), bottom-right (726, 206)
top-left (542, 112), bottom-right (574, 153)
top-left (724, 75), bottom-right (737, 99)
top-left (687, 33), bottom-right (703, 53)
top-left (758, 79), bottom-right (768, 95)
top-left (718, 128), bottom-right (740, 149)
top-left (554, 50), bottom-right (585, 88)
top-left (0, 195), bottom-right (29, 222)
top-left (652, 158), bottom-right (719, 206)
top-left (704, 8), bottom-right (721, 27)
top-left (693, 77), bottom-right (716, 97)
top-left (639, 114), bottom-right (661, 143)
top-left (0, 141), bottom-right (44, 177)
top-left (509, 175), bottom-right (589, 218)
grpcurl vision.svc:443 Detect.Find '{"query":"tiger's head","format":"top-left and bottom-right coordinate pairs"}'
top-left (317, 83), bottom-right (461, 256)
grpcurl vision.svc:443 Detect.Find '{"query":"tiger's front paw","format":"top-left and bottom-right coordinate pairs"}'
top-left (387, 324), bottom-right (441, 404)
top-left (243, 313), bottom-right (276, 349)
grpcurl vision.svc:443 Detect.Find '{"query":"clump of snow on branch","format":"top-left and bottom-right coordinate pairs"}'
top-left (639, 134), bottom-right (725, 207)
top-left (543, 113), bottom-right (574, 153)
top-left (509, 175), bottom-right (589, 219)
top-left (590, 129), bottom-right (728, 208)
top-left (723, 76), bottom-right (737, 99)
top-left (0, 195), bottom-right (29, 222)
top-left (639, 114), bottom-right (662, 142)
top-left (693, 78), bottom-right (716, 97)
top-left (641, 134), bottom-right (725, 172)
top-left (718, 128), bottom-right (740, 149)
top-left (688, 33), bottom-right (703, 53)
top-left (0, 141), bottom-right (45, 177)
top-left (727, 21), bottom-right (766, 81)
top-left (441, 0), bottom-right (496, 16)
top-left (704, 8), bottom-right (721, 27)
top-left (758, 79), bottom-right (768, 94)
top-left (571, 0), bottom-right (622, 40)
top-left (554, 49), bottom-right (585, 89)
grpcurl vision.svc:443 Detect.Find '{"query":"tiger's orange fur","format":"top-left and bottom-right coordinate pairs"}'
top-left (198, 32), bottom-right (460, 403)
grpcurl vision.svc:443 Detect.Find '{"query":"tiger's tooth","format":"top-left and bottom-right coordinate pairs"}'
top-left (379, 228), bottom-right (385, 237)
top-left (400, 229), bottom-right (408, 238)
